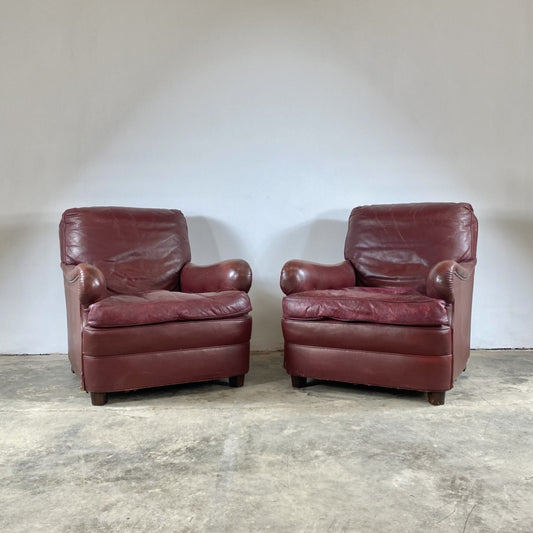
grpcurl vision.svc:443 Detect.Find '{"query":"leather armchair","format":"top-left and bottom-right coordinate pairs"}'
top-left (60, 207), bottom-right (252, 405)
top-left (280, 203), bottom-right (478, 405)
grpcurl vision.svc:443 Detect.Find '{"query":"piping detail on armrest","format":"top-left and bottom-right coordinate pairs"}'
top-left (280, 259), bottom-right (356, 295)
top-left (426, 260), bottom-right (476, 303)
top-left (62, 262), bottom-right (107, 307)
top-left (180, 259), bottom-right (252, 293)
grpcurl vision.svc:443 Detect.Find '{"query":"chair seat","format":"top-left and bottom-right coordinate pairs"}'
top-left (88, 290), bottom-right (251, 328)
top-left (282, 286), bottom-right (448, 326)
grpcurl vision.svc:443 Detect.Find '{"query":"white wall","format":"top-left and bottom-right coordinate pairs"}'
top-left (1, 0), bottom-right (532, 353)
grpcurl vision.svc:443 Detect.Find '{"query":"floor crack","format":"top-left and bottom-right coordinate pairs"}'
top-left (463, 502), bottom-right (478, 533)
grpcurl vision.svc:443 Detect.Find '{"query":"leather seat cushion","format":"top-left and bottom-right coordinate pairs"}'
top-left (282, 287), bottom-right (448, 326)
top-left (88, 290), bottom-right (252, 327)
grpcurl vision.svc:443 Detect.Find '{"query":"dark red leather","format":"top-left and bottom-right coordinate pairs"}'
top-left (282, 286), bottom-right (448, 326)
top-left (61, 263), bottom-right (107, 307)
top-left (83, 343), bottom-right (250, 393)
top-left (181, 260), bottom-right (252, 293)
top-left (83, 317), bottom-right (252, 356)
top-left (344, 202), bottom-right (477, 292)
top-left (279, 260), bottom-right (356, 295)
top-left (60, 207), bottom-right (191, 294)
top-left (284, 344), bottom-right (454, 392)
top-left (282, 320), bottom-right (451, 355)
top-left (59, 206), bottom-right (253, 403)
top-left (88, 290), bottom-right (251, 327)
top-left (280, 202), bottom-right (478, 402)
top-left (427, 259), bottom-right (476, 303)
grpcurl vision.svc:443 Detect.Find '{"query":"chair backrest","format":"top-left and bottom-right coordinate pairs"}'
top-left (344, 202), bottom-right (478, 291)
top-left (60, 206), bottom-right (191, 294)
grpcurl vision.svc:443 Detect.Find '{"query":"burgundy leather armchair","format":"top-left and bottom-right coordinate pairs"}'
top-left (59, 207), bottom-right (252, 405)
top-left (280, 203), bottom-right (478, 405)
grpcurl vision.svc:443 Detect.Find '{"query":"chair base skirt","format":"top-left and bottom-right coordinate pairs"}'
top-left (81, 342), bottom-right (250, 395)
top-left (284, 343), bottom-right (453, 395)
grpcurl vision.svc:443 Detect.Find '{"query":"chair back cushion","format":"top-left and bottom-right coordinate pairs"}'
top-left (60, 207), bottom-right (191, 294)
top-left (344, 203), bottom-right (477, 291)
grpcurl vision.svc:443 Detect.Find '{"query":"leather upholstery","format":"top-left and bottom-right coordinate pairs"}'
top-left (60, 206), bottom-right (253, 404)
top-left (87, 290), bottom-right (251, 327)
top-left (280, 202), bottom-right (477, 404)
top-left (181, 260), bottom-right (252, 293)
top-left (60, 206), bottom-right (191, 294)
top-left (280, 260), bottom-right (356, 295)
top-left (344, 202), bottom-right (477, 292)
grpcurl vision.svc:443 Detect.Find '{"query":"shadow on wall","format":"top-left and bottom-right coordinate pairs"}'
top-left (474, 209), bottom-right (533, 289)
top-left (0, 213), bottom-right (63, 287)
top-left (489, 212), bottom-right (533, 258)
top-left (185, 216), bottom-right (248, 265)
top-left (273, 214), bottom-right (350, 264)
top-left (0, 213), bottom-right (66, 353)
top-left (472, 210), bottom-right (533, 348)
top-left (187, 215), bottom-right (281, 351)
top-left (247, 285), bottom-right (284, 351)
top-left (252, 211), bottom-right (350, 350)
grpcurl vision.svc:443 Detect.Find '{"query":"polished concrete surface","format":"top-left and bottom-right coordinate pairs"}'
top-left (1, 350), bottom-right (532, 532)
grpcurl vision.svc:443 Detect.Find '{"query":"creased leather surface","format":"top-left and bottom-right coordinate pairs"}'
top-left (281, 202), bottom-right (478, 398)
top-left (59, 206), bottom-right (253, 397)
top-left (60, 206), bottom-right (191, 294)
top-left (344, 202), bottom-right (478, 292)
top-left (283, 286), bottom-right (448, 326)
top-left (88, 290), bottom-right (251, 328)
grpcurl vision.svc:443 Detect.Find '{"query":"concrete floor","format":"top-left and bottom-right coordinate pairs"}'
top-left (1, 350), bottom-right (532, 533)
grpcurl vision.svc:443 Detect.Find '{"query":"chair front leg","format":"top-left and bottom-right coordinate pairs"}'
top-left (291, 375), bottom-right (307, 388)
top-left (427, 391), bottom-right (445, 406)
top-left (229, 375), bottom-right (245, 387)
top-left (90, 392), bottom-right (108, 406)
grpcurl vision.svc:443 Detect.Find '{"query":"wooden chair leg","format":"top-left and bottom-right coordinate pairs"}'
top-left (427, 391), bottom-right (445, 406)
top-left (90, 392), bottom-right (108, 406)
top-left (291, 375), bottom-right (307, 388)
top-left (229, 375), bottom-right (245, 387)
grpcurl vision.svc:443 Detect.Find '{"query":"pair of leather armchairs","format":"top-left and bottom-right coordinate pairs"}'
top-left (60, 203), bottom-right (477, 406)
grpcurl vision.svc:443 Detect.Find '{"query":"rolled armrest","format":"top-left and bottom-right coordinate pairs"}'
top-left (61, 262), bottom-right (107, 307)
top-left (426, 260), bottom-right (476, 303)
top-left (180, 259), bottom-right (252, 293)
top-left (280, 259), bottom-right (356, 295)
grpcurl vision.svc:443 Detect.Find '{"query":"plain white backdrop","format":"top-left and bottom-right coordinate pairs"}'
top-left (1, 1), bottom-right (532, 352)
